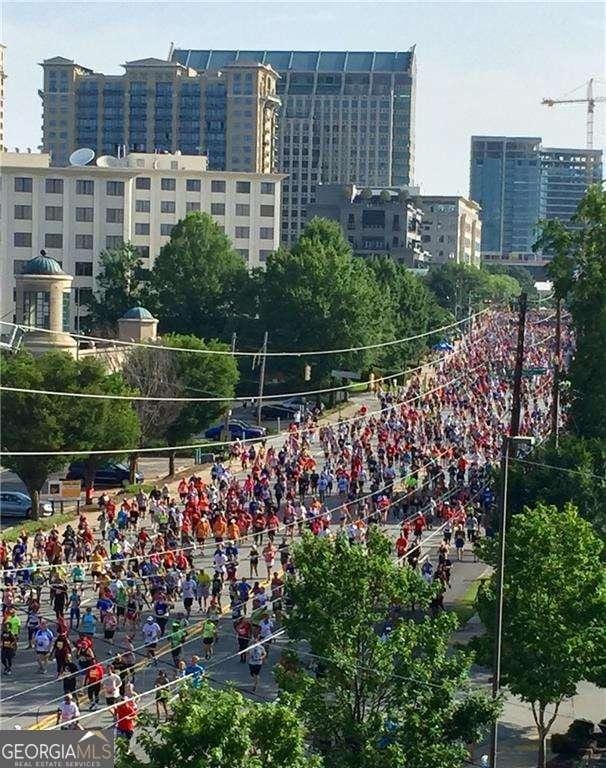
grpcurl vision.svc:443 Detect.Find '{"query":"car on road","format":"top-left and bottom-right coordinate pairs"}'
top-left (260, 403), bottom-right (300, 419)
top-left (205, 420), bottom-right (267, 440)
top-left (66, 461), bottom-right (144, 487)
top-left (0, 491), bottom-right (53, 519)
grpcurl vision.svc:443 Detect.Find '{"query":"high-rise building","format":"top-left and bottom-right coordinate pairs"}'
top-left (419, 196), bottom-right (482, 266)
top-left (539, 147), bottom-right (602, 224)
top-left (171, 49), bottom-right (417, 244)
top-left (0, 150), bottom-right (284, 322)
top-left (39, 56), bottom-right (280, 172)
top-left (469, 136), bottom-right (542, 256)
top-left (0, 44), bottom-right (6, 152)
top-left (470, 136), bottom-right (603, 258)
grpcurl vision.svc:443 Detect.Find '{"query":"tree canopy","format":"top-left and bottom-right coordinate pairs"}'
top-left (474, 502), bottom-right (606, 768)
top-left (425, 262), bottom-right (522, 317)
top-left (278, 529), bottom-right (498, 768)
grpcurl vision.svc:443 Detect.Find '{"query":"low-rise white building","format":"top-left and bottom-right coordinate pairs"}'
top-left (419, 196), bottom-right (481, 267)
top-left (0, 150), bottom-right (284, 325)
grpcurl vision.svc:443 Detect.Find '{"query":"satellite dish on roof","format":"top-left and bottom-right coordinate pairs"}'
top-left (69, 148), bottom-right (95, 166)
top-left (96, 155), bottom-right (120, 168)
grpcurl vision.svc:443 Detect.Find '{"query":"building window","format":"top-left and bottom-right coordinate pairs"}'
top-left (75, 234), bottom-right (93, 250)
top-left (236, 248), bottom-right (249, 260)
top-left (211, 202), bottom-right (225, 215)
top-left (23, 290), bottom-right (50, 329)
top-left (75, 261), bottom-right (93, 276)
top-left (45, 233), bottom-right (63, 249)
top-left (186, 179), bottom-right (201, 192)
top-left (260, 182), bottom-right (274, 195)
top-left (236, 181), bottom-right (251, 194)
top-left (76, 179), bottom-right (94, 195)
top-left (45, 178), bottom-right (64, 194)
top-left (75, 206), bottom-right (94, 222)
top-left (106, 235), bottom-right (123, 249)
top-left (136, 199), bottom-right (151, 213)
top-left (62, 290), bottom-right (71, 333)
top-left (14, 205), bottom-right (32, 220)
top-left (75, 287), bottom-right (93, 306)
top-left (211, 180), bottom-right (226, 193)
top-left (134, 245), bottom-right (149, 259)
top-left (135, 222), bottom-right (150, 235)
top-left (259, 227), bottom-right (274, 240)
top-left (106, 208), bottom-right (124, 223)
top-left (136, 177), bottom-right (151, 190)
top-left (235, 226), bottom-right (250, 239)
top-left (160, 223), bottom-right (173, 236)
top-left (259, 249), bottom-right (272, 262)
top-left (160, 200), bottom-right (176, 214)
top-left (186, 201), bottom-right (200, 212)
top-left (106, 181), bottom-right (124, 196)
top-left (14, 232), bottom-right (32, 247)
top-left (161, 178), bottom-right (176, 191)
top-left (13, 260), bottom-right (29, 275)
top-left (260, 204), bottom-right (274, 217)
top-left (235, 203), bottom-right (250, 216)
top-left (45, 205), bottom-right (63, 221)
top-left (15, 177), bottom-right (33, 193)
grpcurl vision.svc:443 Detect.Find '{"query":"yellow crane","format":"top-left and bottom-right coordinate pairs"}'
top-left (542, 77), bottom-right (606, 149)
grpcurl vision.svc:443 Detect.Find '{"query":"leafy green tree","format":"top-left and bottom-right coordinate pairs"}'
top-left (116, 683), bottom-right (322, 768)
top-left (484, 264), bottom-right (537, 299)
top-left (258, 218), bottom-right (386, 383)
top-left (535, 186), bottom-right (606, 440)
top-left (278, 529), bottom-right (498, 768)
top-left (0, 351), bottom-right (139, 515)
top-left (83, 243), bottom-right (149, 332)
top-left (474, 503), bottom-right (606, 768)
top-left (146, 212), bottom-right (249, 339)
top-left (122, 334), bottom-right (238, 474)
top-left (425, 262), bottom-right (522, 317)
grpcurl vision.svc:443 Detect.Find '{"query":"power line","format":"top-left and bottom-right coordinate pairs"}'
top-left (511, 456), bottom-right (606, 482)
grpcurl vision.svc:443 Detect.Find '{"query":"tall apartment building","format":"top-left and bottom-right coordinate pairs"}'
top-left (470, 136), bottom-right (603, 257)
top-left (0, 150), bottom-right (283, 323)
top-left (307, 184), bottom-right (424, 266)
top-left (0, 44), bottom-right (6, 152)
top-left (171, 49), bottom-right (417, 245)
top-left (419, 196), bottom-right (481, 266)
top-left (39, 56), bottom-right (280, 172)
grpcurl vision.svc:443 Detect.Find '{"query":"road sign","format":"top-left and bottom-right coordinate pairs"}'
top-left (43, 479), bottom-right (82, 500)
top-left (331, 369), bottom-right (362, 380)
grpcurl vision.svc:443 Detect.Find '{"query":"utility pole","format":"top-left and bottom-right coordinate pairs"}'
top-left (256, 331), bottom-right (268, 427)
top-left (489, 291), bottom-right (527, 768)
top-left (231, 332), bottom-right (237, 355)
top-left (551, 297), bottom-right (562, 448)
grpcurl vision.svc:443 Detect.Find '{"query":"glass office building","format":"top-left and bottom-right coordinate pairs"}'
top-left (539, 147), bottom-right (602, 224)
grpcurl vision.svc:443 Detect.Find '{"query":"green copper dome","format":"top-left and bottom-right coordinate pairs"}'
top-left (122, 306), bottom-right (154, 320)
top-left (24, 254), bottom-right (66, 276)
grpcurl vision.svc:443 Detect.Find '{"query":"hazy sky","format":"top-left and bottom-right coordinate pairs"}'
top-left (1, 1), bottom-right (604, 194)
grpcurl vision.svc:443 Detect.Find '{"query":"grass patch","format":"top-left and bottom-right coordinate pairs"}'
top-left (452, 578), bottom-right (483, 627)
top-left (121, 482), bottom-right (156, 495)
top-left (2, 511), bottom-right (77, 542)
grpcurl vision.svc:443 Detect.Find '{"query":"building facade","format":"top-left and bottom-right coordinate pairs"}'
top-left (0, 44), bottom-right (6, 152)
top-left (171, 49), bottom-right (417, 245)
top-left (419, 196), bottom-right (481, 266)
top-left (539, 147), bottom-right (602, 223)
top-left (307, 184), bottom-right (424, 266)
top-left (470, 136), bottom-right (603, 258)
top-left (39, 56), bottom-right (280, 172)
top-left (0, 151), bottom-right (283, 324)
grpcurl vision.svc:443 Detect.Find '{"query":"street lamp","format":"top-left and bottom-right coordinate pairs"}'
top-left (489, 433), bottom-right (535, 768)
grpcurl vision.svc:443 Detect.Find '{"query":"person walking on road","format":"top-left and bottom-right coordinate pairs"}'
top-left (248, 642), bottom-right (267, 692)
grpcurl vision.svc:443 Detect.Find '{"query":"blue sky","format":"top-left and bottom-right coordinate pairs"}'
top-left (2, 1), bottom-right (604, 194)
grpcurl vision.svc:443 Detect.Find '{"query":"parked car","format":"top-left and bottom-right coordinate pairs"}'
top-left (66, 461), bottom-right (144, 488)
top-left (280, 396), bottom-right (307, 410)
top-left (205, 420), bottom-right (267, 440)
top-left (260, 403), bottom-right (300, 419)
top-left (0, 491), bottom-right (53, 519)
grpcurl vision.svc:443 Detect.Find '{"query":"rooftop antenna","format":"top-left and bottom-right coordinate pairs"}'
top-left (69, 147), bottom-right (95, 166)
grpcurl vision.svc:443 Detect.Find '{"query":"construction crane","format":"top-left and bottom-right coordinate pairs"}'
top-left (542, 78), bottom-right (606, 149)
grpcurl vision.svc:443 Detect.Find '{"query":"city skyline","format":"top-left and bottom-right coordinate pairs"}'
top-left (1, 0), bottom-right (604, 196)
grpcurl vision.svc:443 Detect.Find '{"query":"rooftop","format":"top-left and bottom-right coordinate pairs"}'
top-left (121, 306), bottom-right (154, 320)
top-left (23, 253), bottom-right (66, 276)
top-left (171, 48), bottom-right (415, 73)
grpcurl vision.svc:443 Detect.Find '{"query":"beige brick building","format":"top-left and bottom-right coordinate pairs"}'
top-left (419, 196), bottom-right (481, 266)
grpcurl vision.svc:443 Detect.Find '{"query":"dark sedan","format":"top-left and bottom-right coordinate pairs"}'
top-left (205, 420), bottom-right (267, 440)
top-left (66, 461), bottom-right (144, 487)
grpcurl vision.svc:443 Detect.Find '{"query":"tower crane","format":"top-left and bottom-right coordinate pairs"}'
top-left (542, 78), bottom-right (605, 150)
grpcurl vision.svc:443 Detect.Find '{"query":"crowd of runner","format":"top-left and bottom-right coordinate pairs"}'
top-left (0, 310), bottom-right (558, 743)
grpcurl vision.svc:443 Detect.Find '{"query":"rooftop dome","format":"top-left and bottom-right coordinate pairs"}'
top-left (121, 306), bottom-right (154, 320)
top-left (23, 253), bottom-right (66, 276)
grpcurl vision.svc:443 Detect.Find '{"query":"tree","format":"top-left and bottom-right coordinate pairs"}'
top-left (425, 262), bottom-right (521, 317)
top-left (277, 529), bottom-right (498, 768)
top-left (1, 351), bottom-right (139, 515)
top-left (258, 218), bottom-right (386, 384)
top-left (484, 264), bottom-right (537, 299)
top-left (474, 503), bottom-right (606, 768)
top-left (122, 334), bottom-right (238, 475)
top-left (116, 683), bottom-right (323, 768)
top-left (535, 186), bottom-right (606, 440)
top-left (83, 243), bottom-right (149, 332)
top-left (146, 212), bottom-right (249, 339)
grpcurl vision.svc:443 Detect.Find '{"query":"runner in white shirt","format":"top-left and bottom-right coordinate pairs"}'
top-left (56, 694), bottom-right (81, 729)
top-left (102, 664), bottom-right (122, 706)
top-left (142, 617), bottom-right (161, 665)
